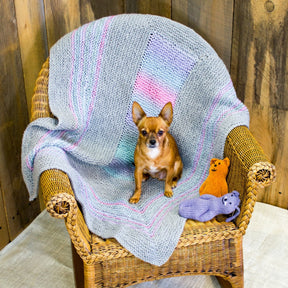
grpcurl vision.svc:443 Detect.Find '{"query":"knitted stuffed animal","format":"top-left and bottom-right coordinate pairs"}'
top-left (179, 191), bottom-right (241, 222)
top-left (199, 157), bottom-right (230, 197)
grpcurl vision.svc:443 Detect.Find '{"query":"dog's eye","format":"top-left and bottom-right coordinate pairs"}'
top-left (141, 130), bottom-right (147, 136)
top-left (157, 130), bottom-right (164, 136)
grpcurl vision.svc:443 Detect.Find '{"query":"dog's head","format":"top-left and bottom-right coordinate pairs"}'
top-left (132, 102), bottom-right (173, 149)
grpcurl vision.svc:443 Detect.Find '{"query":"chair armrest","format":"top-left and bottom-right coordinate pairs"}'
top-left (224, 126), bottom-right (276, 232)
top-left (40, 169), bottom-right (95, 263)
top-left (40, 169), bottom-right (75, 218)
top-left (31, 58), bottom-right (52, 121)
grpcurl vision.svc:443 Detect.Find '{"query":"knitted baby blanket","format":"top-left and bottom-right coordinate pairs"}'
top-left (22, 14), bottom-right (249, 266)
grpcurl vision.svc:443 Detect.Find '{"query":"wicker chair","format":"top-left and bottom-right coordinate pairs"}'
top-left (32, 58), bottom-right (275, 288)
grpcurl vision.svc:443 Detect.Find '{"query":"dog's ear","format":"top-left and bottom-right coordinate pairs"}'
top-left (132, 102), bottom-right (146, 125)
top-left (159, 102), bottom-right (173, 126)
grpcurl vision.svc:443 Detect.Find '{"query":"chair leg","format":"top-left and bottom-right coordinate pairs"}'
top-left (72, 243), bottom-right (84, 288)
top-left (84, 262), bottom-right (99, 288)
top-left (216, 273), bottom-right (243, 288)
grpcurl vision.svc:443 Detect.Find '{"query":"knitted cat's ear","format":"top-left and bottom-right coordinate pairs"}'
top-left (132, 102), bottom-right (146, 125)
top-left (159, 102), bottom-right (173, 126)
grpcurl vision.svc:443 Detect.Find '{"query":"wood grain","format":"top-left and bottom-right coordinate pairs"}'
top-left (231, 0), bottom-right (288, 208)
top-left (0, 184), bottom-right (9, 249)
top-left (80, 0), bottom-right (124, 24)
top-left (0, 0), bottom-right (40, 241)
top-left (125, 0), bottom-right (171, 17)
top-left (172, 0), bottom-right (234, 69)
top-left (14, 0), bottom-right (48, 117)
top-left (44, 0), bottom-right (81, 49)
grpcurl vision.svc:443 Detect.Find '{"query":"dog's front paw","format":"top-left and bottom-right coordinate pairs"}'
top-left (129, 195), bottom-right (140, 204)
top-left (129, 190), bottom-right (141, 204)
top-left (164, 189), bottom-right (173, 198)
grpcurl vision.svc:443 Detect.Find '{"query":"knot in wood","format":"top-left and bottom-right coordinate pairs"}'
top-left (265, 1), bottom-right (275, 12)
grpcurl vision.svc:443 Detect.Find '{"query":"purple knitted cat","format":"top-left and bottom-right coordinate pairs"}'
top-left (179, 191), bottom-right (241, 222)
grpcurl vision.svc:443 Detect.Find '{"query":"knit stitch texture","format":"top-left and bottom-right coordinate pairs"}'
top-left (22, 14), bottom-right (249, 266)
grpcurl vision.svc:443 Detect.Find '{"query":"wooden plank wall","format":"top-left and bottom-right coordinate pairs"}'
top-left (231, 0), bottom-right (288, 207)
top-left (0, 0), bottom-right (286, 249)
top-left (0, 0), bottom-right (41, 249)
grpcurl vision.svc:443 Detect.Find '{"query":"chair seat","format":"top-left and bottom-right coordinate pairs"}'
top-left (180, 218), bottom-right (238, 244)
top-left (88, 219), bottom-right (241, 288)
top-left (91, 218), bottom-right (238, 261)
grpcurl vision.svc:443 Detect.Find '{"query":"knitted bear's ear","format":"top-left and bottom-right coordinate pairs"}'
top-left (210, 158), bottom-right (217, 165)
top-left (223, 157), bottom-right (230, 167)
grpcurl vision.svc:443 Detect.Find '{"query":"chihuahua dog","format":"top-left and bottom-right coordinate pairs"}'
top-left (129, 101), bottom-right (183, 204)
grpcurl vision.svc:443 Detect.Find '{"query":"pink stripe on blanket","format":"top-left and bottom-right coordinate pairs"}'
top-left (66, 16), bottom-right (114, 151)
top-left (134, 72), bottom-right (177, 107)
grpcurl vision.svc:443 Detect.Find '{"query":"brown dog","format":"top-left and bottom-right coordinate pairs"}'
top-left (129, 102), bottom-right (183, 204)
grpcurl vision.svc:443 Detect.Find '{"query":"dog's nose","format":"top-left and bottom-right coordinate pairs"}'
top-left (149, 139), bottom-right (156, 146)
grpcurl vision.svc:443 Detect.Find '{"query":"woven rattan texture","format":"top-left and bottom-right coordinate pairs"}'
top-left (31, 59), bottom-right (276, 288)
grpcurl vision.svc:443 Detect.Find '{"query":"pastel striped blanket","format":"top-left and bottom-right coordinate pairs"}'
top-left (22, 14), bottom-right (249, 266)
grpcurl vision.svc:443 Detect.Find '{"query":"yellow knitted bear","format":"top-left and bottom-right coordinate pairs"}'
top-left (199, 158), bottom-right (230, 197)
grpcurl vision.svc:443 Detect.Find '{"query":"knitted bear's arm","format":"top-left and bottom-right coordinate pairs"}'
top-left (199, 194), bottom-right (215, 200)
